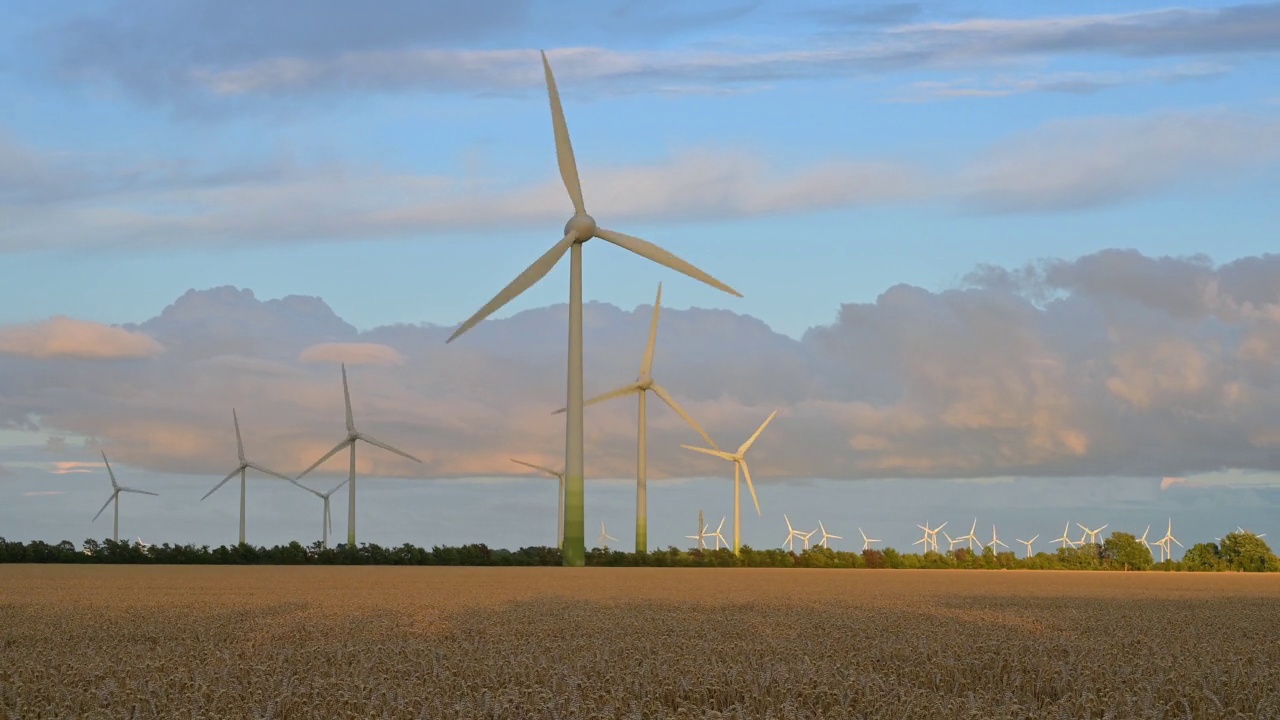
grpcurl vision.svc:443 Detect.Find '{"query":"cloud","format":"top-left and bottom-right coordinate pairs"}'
top-left (2, 248), bottom-right (1279, 482)
top-left (0, 317), bottom-right (163, 360)
top-left (299, 342), bottom-right (406, 366)
top-left (887, 63), bottom-right (1228, 102)
top-left (21, 491), bottom-right (65, 497)
top-left (48, 462), bottom-right (97, 475)
top-left (1161, 477), bottom-right (1186, 490)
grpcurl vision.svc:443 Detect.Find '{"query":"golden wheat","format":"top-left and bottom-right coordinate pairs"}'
top-left (1, 567), bottom-right (1277, 719)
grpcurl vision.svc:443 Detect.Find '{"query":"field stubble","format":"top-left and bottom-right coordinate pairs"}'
top-left (1, 567), bottom-right (1278, 719)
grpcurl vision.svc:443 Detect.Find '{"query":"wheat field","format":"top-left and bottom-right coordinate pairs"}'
top-left (1, 567), bottom-right (1278, 719)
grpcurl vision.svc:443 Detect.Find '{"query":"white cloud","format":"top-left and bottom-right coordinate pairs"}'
top-left (299, 342), bottom-right (406, 366)
top-left (0, 317), bottom-right (163, 360)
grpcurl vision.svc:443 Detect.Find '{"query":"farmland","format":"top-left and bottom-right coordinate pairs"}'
top-left (2, 567), bottom-right (1278, 719)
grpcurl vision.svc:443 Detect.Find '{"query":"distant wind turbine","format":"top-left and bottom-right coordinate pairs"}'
top-left (958, 518), bottom-right (979, 552)
top-left (1076, 523), bottom-right (1108, 546)
top-left (816, 521), bottom-right (842, 549)
top-left (511, 458), bottom-right (566, 549)
top-left (1155, 518), bottom-right (1182, 562)
top-left (445, 52), bottom-right (740, 567)
top-left (858, 528), bottom-right (881, 551)
top-left (686, 509), bottom-right (708, 550)
top-left (597, 520), bottom-right (618, 551)
top-left (782, 514), bottom-right (807, 552)
top-left (201, 409), bottom-right (293, 545)
top-left (709, 518), bottom-right (728, 551)
top-left (291, 478), bottom-right (349, 550)
top-left (1016, 535), bottom-right (1039, 559)
top-left (1054, 522), bottom-right (1079, 550)
top-left (682, 410), bottom-right (777, 554)
top-left (92, 452), bottom-right (158, 543)
top-left (296, 364), bottom-right (423, 547)
top-left (987, 524), bottom-right (1009, 552)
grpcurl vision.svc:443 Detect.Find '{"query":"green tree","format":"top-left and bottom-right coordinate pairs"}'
top-left (1103, 531), bottom-right (1153, 571)
top-left (1218, 532), bottom-right (1280, 572)
top-left (1181, 542), bottom-right (1222, 571)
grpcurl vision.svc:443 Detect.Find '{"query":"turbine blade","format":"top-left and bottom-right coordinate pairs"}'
top-left (101, 451), bottom-right (118, 488)
top-left (554, 383), bottom-right (639, 414)
top-left (738, 410), bottom-right (778, 455)
top-left (359, 433), bottom-right (423, 464)
top-left (595, 227), bottom-right (741, 297)
top-left (342, 364), bottom-right (355, 433)
top-left (246, 462), bottom-right (293, 482)
top-left (121, 488), bottom-right (158, 496)
top-left (640, 283), bottom-right (662, 376)
top-left (325, 478), bottom-right (350, 497)
top-left (290, 479), bottom-right (325, 499)
top-left (92, 494), bottom-right (114, 521)
top-left (680, 444), bottom-right (733, 461)
top-left (447, 233), bottom-right (576, 343)
top-left (651, 384), bottom-right (719, 451)
top-left (510, 458), bottom-right (561, 478)
top-left (740, 460), bottom-right (761, 516)
top-left (233, 408), bottom-right (245, 463)
top-left (296, 439), bottom-right (352, 480)
top-left (201, 467), bottom-right (242, 501)
top-left (541, 50), bottom-right (585, 215)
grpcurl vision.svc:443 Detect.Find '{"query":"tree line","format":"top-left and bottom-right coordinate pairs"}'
top-left (1, 530), bottom-right (1275, 571)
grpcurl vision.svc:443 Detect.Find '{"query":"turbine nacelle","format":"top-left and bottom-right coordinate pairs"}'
top-left (564, 213), bottom-right (597, 241)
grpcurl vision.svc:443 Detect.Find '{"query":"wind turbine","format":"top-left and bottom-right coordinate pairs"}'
top-left (1076, 523), bottom-right (1108, 546)
top-left (1138, 525), bottom-right (1152, 552)
top-left (709, 518), bottom-right (728, 551)
top-left (1054, 522), bottom-right (1079, 550)
top-left (816, 521), bottom-right (842, 549)
top-left (987, 524), bottom-right (1009, 553)
top-left (913, 523), bottom-right (932, 553)
top-left (1156, 518), bottom-right (1182, 561)
top-left (782, 514), bottom-right (808, 552)
top-left (445, 52), bottom-right (740, 567)
top-left (1016, 535), bottom-right (1039, 559)
top-left (92, 452), bottom-right (158, 543)
top-left (682, 410), bottom-right (777, 554)
top-left (296, 364), bottom-right (423, 547)
top-left (944, 532), bottom-right (965, 552)
top-left (511, 458), bottom-right (566, 549)
top-left (557, 283), bottom-right (718, 553)
top-left (201, 409), bottom-right (293, 545)
top-left (915, 521), bottom-right (946, 552)
top-left (686, 509), bottom-right (708, 549)
top-left (291, 478), bottom-right (349, 550)
top-left (958, 518), bottom-right (979, 552)
top-left (597, 520), bottom-right (618, 550)
top-left (858, 528), bottom-right (881, 551)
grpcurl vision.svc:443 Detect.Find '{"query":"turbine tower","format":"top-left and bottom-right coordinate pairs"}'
top-left (555, 283), bottom-right (717, 553)
top-left (597, 520), bottom-right (618, 550)
top-left (201, 409), bottom-right (293, 545)
top-left (858, 528), bottom-right (881, 551)
top-left (445, 52), bottom-right (740, 567)
top-left (92, 452), bottom-right (158, 543)
top-left (511, 458), bottom-right (566, 549)
top-left (291, 478), bottom-right (349, 550)
top-left (816, 521), bottom-right (842, 549)
top-left (1016, 535), bottom-right (1039, 559)
top-left (681, 410), bottom-right (777, 554)
top-left (296, 364), bottom-right (423, 547)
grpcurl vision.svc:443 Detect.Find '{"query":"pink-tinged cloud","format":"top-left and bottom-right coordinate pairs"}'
top-left (48, 462), bottom-right (97, 475)
top-left (298, 342), bottom-right (406, 366)
top-left (1161, 477), bottom-right (1186, 490)
top-left (22, 491), bottom-right (66, 497)
top-left (0, 316), bottom-right (162, 360)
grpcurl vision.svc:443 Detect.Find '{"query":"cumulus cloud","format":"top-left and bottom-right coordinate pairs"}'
top-left (299, 342), bottom-right (406, 366)
top-left (0, 317), bottom-right (163, 360)
top-left (2, 249), bottom-right (1279, 482)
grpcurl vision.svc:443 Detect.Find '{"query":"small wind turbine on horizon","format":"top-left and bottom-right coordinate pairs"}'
top-left (597, 520), bottom-right (618, 551)
top-left (958, 518), bottom-right (979, 553)
top-left (445, 51), bottom-right (740, 567)
top-left (511, 458), bottom-right (566, 549)
top-left (1054, 522), bottom-right (1079, 550)
top-left (291, 478), bottom-right (349, 550)
top-left (682, 410), bottom-right (777, 555)
top-left (92, 452), bottom-right (158, 543)
top-left (816, 521), bottom-right (841, 549)
top-left (709, 518), bottom-right (728, 551)
top-left (987, 524), bottom-right (1010, 553)
top-left (1076, 522), bottom-right (1108, 546)
top-left (200, 409), bottom-right (293, 545)
top-left (1138, 525), bottom-right (1152, 552)
top-left (782, 514), bottom-right (807, 552)
top-left (915, 521), bottom-right (946, 553)
top-left (686, 509), bottom-right (708, 550)
top-left (555, 283), bottom-right (717, 554)
top-left (296, 364), bottom-right (423, 547)
top-left (858, 528), bottom-right (881, 551)
top-left (1016, 535), bottom-right (1039, 559)
top-left (1155, 518), bottom-right (1182, 562)
top-left (944, 531), bottom-right (964, 552)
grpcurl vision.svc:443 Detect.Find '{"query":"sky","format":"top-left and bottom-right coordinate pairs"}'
top-left (2, 0), bottom-right (1278, 556)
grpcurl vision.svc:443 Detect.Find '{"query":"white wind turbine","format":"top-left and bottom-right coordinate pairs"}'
top-left (682, 410), bottom-right (777, 555)
top-left (1076, 523), bottom-right (1108, 546)
top-left (987, 524), bottom-right (1010, 553)
top-left (597, 520), bottom-right (618, 550)
top-left (296, 364), bottom-right (423, 548)
top-left (858, 528), bottom-right (881, 551)
top-left (782, 514), bottom-right (808, 552)
top-left (1016, 535), bottom-right (1039, 559)
top-left (1138, 525), bottom-right (1152, 552)
top-left (291, 478), bottom-right (349, 550)
top-left (201, 409), bottom-right (293, 545)
top-left (1156, 518), bottom-right (1182, 562)
top-left (913, 523), bottom-right (932, 553)
top-left (915, 521), bottom-right (946, 553)
top-left (816, 521), bottom-right (842, 549)
top-left (511, 458), bottom-right (566, 549)
top-left (1054, 522), bottom-right (1079, 550)
top-left (92, 452), bottom-right (158, 543)
top-left (958, 518), bottom-right (979, 552)
top-left (944, 531), bottom-right (965, 552)
top-left (709, 518), bottom-right (728, 551)
top-left (446, 52), bottom-right (740, 567)
top-left (555, 283), bottom-right (717, 553)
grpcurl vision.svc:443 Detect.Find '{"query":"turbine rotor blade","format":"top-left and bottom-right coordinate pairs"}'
top-left (510, 458), bottom-right (561, 478)
top-left (120, 488), bottom-right (158, 496)
top-left (680, 444), bottom-right (734, 461)
top-left (651, 384), bottom-right (718, 451)
top-left (232, 408), bottom-right (245, 463)
top-left (738, 410), bottom-right (778, 455)
top-left (541, 50), bottom-right (586, 215)
top-left (447, 233), bottom-right (576, 343)
top-left (101, 451), bottom-right (118, 488)
top-left (342, 364), bottom-right (355, 433)
top-left (740, 460), bottom-right (761, 516)
top-left (92, 493), bottom-right (114, 522)
top-left (640, 282), bottom-right (662, 376)
top-left (325, 478), bottom-right (350, 497)
top-left (296, 439), bottom-right (353, 480)
top-left (555, 383), bottom-right (640, 414)
top-left (201, 467), bottom-right (242, 501)
top-left (358, 433), bottom-right (423, 464)
top-left (246, 462), bottom-right (293, 482)
top-left (290, 479), bottom-right (325, 499)
top-left (594, 228), bottom-right (741, 297)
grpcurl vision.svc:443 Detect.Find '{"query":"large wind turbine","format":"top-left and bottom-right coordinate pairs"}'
top-left (445, 52), bottom-right (740, 567)
top-left (1016, 535), bottom-right (1039, 559)
top-left (681, 410), bottom-right (777, 554)
top-left (556, 283), bottom-right (717, 553)
top-left (1054, 522), bottom-right (1079, 550)
top-left (291, 478), bottom-right (349, 550)
top-left (858, 528), bottom-right (881, 551)
top-left (92, 452), bottom-right (158, 543)
top-left (816, 521), bottom-right (842, 549)
top-left (201, 409), bottom-right (293, 545)
top-left (296, 364), bottom-right (422, 547)
top-left (511, 458), bottom-right (566, 549)
top-left (782, 514), bottom-right (807, 552)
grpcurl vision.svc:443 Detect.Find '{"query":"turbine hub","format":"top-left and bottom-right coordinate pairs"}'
top-left (564, 213), bottom-right (597, 242)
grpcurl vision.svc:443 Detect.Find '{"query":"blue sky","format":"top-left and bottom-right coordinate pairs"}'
top-left (1, 1), bottom-right (1278, 552)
